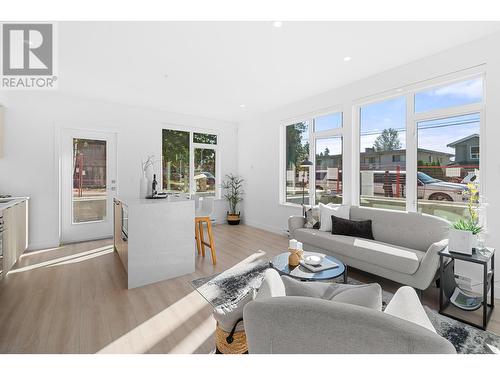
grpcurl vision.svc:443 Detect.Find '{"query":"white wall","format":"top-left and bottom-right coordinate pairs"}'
top-left (0, 91), bottom-right (7, 106)
top-left (0, 91), bottom-right (237, 250)
top-left (238, 32), bottom-right (500, 292)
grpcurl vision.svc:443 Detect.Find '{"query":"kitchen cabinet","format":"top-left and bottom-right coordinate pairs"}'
top-left (113, 199), bottom-right (128, 272)
top-left (1, 198), bottom-right (28, 276)
top-left (113, 196), bottom-right (194, 289)
top-left (0, 105), bottom-right (4, 158)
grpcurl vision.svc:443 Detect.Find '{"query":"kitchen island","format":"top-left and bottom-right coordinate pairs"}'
top-left (113, 196), bottom-right (195, 289)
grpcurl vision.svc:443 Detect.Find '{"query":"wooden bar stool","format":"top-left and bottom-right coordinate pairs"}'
top-left (194, 197), bottom-right (217, 265)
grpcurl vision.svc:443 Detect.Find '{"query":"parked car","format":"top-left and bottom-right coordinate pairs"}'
top-left (416, 172), bottom-right (467, 202)
top-left (194, 171), bottom-right (216, 186)
top-left (461, 171), bottom-right (478, 184)
top-left (364, 170), bottom-right (467, 202)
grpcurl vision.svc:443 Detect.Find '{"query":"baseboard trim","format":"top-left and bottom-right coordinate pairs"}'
top-left (27, 235), bottom-right (113, 252)
top-left (27, 240), bottom-right (61, 251)
top-left (243, 220), bottom-right (288, 237)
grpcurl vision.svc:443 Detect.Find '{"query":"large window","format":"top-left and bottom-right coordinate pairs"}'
top-left (162, 129), bottom-right (190, 193)
top-left (285, 122), bottom-right (310, 205)
top-left (315, 137), bottom-right (342, 204)
top-left (416, 115), bottom-right (481, 221)
top-left (162, 129), bottom-right (219, 197)
top-left (359, 96), bottom-right (407, 211)
top-left (357, 75), bottom-right (483, 221)
top-left (283, 112), bottom-right (343, 206)
top-left (414, 77), bottom-right (483, 113)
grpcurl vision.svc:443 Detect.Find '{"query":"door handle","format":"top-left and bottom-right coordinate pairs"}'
top-left (111, 187), bottom-right (116, 191)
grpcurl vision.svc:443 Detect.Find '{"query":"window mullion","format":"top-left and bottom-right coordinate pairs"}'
top-left (189, 132), bottom-right (194, 196)
top-left (406, 94), bottom-right (417, 212)
top-left (309, 119), bottom-right (315, 206)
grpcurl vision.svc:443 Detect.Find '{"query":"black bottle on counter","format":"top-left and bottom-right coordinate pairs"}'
top-left (152, 174), bottom-right (158, 196)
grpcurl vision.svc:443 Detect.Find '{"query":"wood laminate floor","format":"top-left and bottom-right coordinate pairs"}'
top-left (0, 224), bottom-right (498, 353)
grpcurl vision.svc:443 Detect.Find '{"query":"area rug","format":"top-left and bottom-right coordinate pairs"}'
top-left (191, 252), bottom-right (500, 354)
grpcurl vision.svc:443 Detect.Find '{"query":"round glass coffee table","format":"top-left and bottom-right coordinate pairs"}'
top-left (270, 251), bottom-right (347, 282)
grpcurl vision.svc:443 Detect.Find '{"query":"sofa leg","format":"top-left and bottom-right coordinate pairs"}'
top-left (435, 278), bottom-right (440, 288)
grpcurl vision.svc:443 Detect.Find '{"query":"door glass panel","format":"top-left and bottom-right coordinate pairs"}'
top-left (285, 122), bottom-right (310, 205)
top-left (315, 137), bottom-right (342, 204)
top-left (162, 129), bottom-right (190, 193)
top-left (417, 113), bottom-right (480, 221)
top-left (194, 148), bottom-right (216, 196)
top-left (72, 138), bottom-right (107, 223)
top-left (359, 96), bottom-right (407, 211)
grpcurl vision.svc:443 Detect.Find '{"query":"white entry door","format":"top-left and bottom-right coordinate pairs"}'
top-left (61, 129), bottom-right (117, 243)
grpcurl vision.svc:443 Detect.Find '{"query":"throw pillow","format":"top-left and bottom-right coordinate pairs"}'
top-left (304, 205), bottom-right (320, 229)
top-left (331, 215), bottom-right (374, 240)
top-left (281, 276), bottom-right (382, 311)
top-left (319, 203), bottom-right (349, 232)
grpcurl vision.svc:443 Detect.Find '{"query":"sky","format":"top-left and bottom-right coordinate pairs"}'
top-left (316, 77), bottom-right (482, 156)
top-left (294, 77), bottom-right (482, 159)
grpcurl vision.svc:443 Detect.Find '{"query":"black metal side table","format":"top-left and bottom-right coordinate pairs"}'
top-left (438, 247), bottom-right (495, 330)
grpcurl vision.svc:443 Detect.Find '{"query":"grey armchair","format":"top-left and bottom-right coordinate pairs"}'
top-left (244, 282), bottom-right (456, 354)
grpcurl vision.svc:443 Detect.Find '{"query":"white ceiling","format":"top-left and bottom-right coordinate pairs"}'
top-left (58, 21), bottom-right (500, 122)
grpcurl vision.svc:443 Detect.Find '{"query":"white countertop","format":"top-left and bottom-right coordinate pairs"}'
top-left (0, 197), bottom-right (29, 213)
top-left (115, 195), bottom-right (193, 206)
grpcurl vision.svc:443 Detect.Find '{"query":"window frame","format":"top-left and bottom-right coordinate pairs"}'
top-left (161, 125), bottom-right (221, 199)
top-left (353, 70), bottom-right (485, 213)
top-left (470, 145), bottom-right (480, 160)
top-left (280, 108), bottom-right (344, 207)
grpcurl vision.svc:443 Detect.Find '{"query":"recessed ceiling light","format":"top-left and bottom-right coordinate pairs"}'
top-left (163, 74), bottom-right (169, 79)
top-left (343, 56), bottom-right (352, 62)
top-left (239, 104), bottom-right (246, 108)
top-left (273, 21), bottom-right (283, 28)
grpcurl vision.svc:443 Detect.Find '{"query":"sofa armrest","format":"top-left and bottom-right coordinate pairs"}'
top-left (288, 215), bottom-right (306, 237)
top-left (385, 286), bottom-right (436, 332)
top-left (412, 239), bottom-right (448, 290)
top-left (255, 269), bottom-right (286, 299)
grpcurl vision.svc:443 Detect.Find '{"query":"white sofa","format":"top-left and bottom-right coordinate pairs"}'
top-left (289, 206), bottom-right (450, 292)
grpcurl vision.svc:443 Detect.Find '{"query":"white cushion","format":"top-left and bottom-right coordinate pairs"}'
top-left (294, 228), bottom-right (424, 274)
top-left (319, 203), bottom-right (350, 232)
top-left (281, 276), bottom-right (382, 311)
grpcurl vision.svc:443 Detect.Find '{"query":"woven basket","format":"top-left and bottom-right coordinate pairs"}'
top-left (215, 323), bottom-right (248, 354)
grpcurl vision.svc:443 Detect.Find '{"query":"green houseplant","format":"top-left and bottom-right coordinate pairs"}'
top-left (221, 174), bottom-right (244, 225)
top-left (449, 182), bottom-right (482, 255)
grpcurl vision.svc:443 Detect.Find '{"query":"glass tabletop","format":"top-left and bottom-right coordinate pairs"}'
top-left (270, 252), bottom-right (346, 281)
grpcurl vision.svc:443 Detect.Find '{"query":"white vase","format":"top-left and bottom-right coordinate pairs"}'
top-left (146, 178), bottom-right (153, 197)
top-left (140, 177), bottom-right (148, 198)
top-left (448, 228), bottom-right (475, 255)
top-left (144, 166), bottom-right (154, 182)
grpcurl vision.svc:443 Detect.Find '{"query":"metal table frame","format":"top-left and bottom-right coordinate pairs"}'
top-left (439, 247), bottom-right (495, 330)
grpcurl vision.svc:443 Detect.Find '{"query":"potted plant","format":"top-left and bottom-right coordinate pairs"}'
top-left (221, 174), bottom-right (244, 225)
top-left (449, 182), bottom-right (482, 255)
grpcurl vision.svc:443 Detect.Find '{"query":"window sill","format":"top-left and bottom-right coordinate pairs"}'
top-left (279, 202), bottom-right (303, 209)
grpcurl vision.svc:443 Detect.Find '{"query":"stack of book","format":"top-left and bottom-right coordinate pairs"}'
top-left (300, 257), bottom-right (339, 273)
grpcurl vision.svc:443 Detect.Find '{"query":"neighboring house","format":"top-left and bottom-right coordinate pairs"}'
top-left (446, 134), bottom-right (480, 166)
top-left (359, 148), bottom-right (453, 170)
